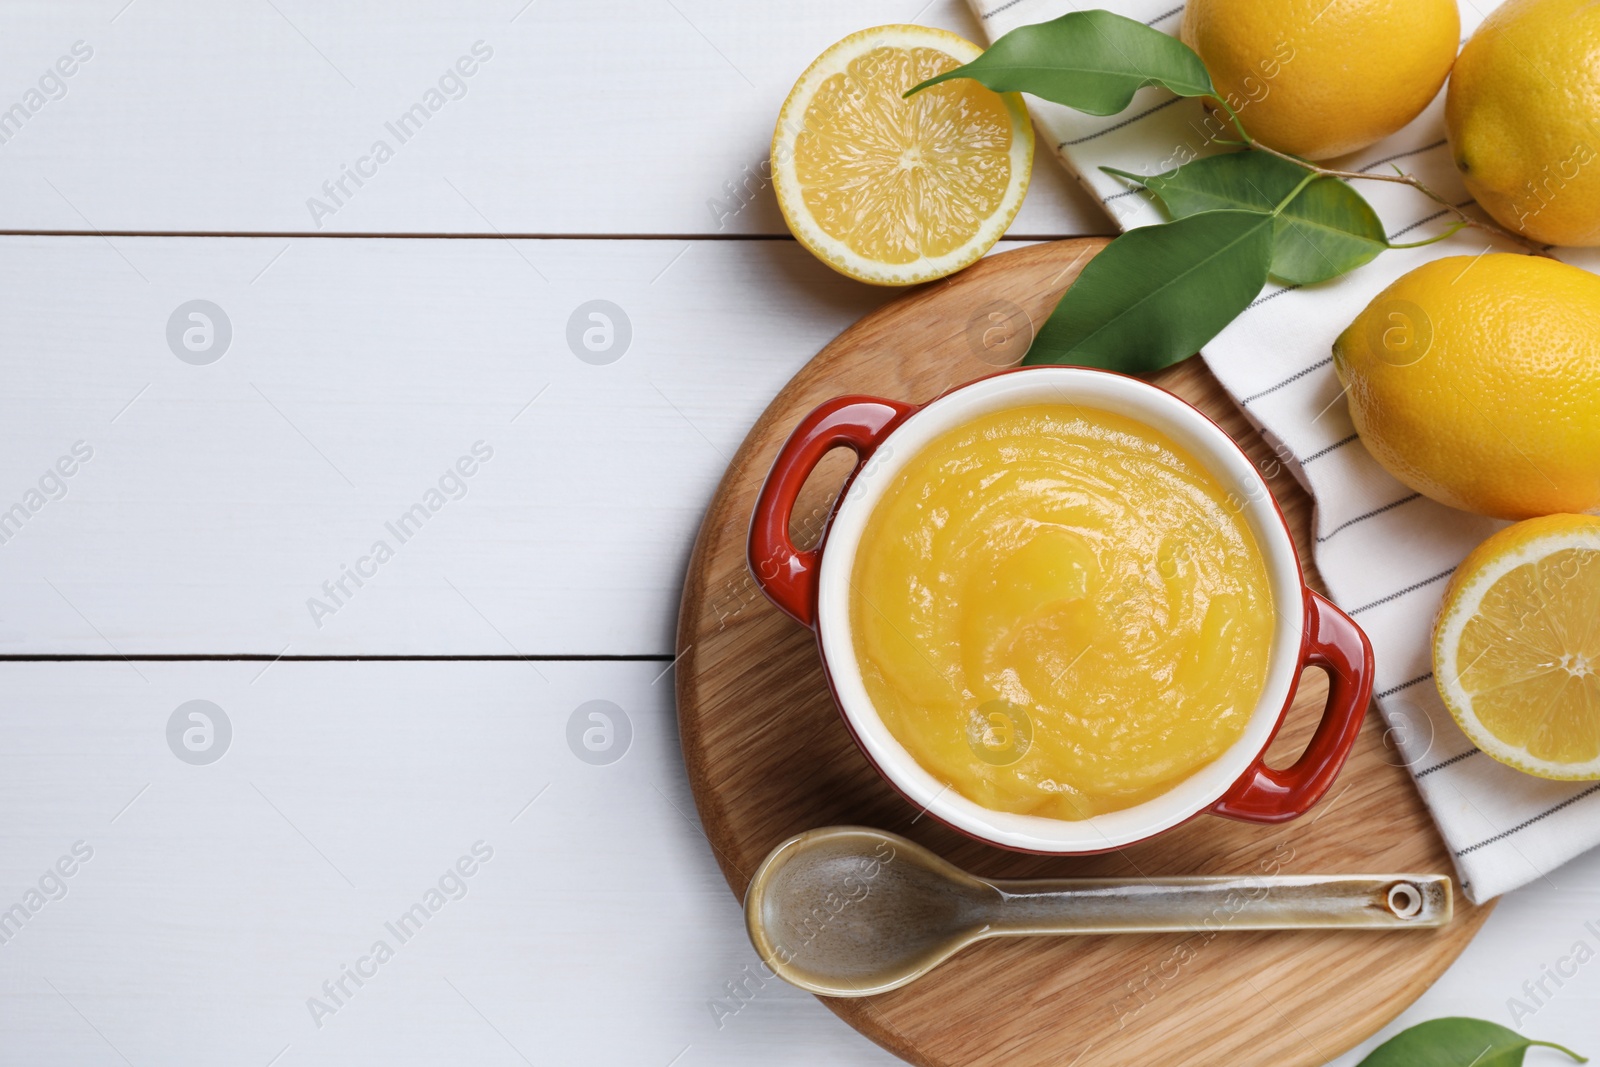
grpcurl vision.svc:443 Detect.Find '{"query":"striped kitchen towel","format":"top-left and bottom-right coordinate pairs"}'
top-left (967, 0), bottom-right (1600, 902)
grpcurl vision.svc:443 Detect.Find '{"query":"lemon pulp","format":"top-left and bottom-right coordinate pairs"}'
top-left (794, 47), bottom-right (1014, 263)
top-left (1454, 548), bottom-right (1600, 765)
top-left (849, 405), bottom-right (1275, 821)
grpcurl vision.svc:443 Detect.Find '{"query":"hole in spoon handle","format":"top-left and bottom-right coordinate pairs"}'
top-left (1387, 881), bottom-right (1425, 919)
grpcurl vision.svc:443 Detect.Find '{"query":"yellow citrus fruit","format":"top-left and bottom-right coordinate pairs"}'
top-left (1181, 0), bottom-right (1460, 161)
top-left (1434, 514), bottom-right (1600, 779)
top-left (771, 25), bottom-right (1032, 286)
top-left (1446, 0), bottom-right (1600, 247)
top-left (1332, 253), bottom-right (1600, 520)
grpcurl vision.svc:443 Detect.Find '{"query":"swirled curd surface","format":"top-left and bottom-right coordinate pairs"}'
top-left (849, 404), bottom-right (1274, 820)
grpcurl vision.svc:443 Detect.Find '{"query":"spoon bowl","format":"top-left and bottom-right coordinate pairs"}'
top-left (745, 826), bottom-right (997, 997)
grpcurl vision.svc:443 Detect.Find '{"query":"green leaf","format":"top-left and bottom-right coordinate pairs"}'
top-left (1108, 152), bottom-right (1387, 285)
top-left (1024, 209), bottom-right (1274, 373)
top-left (906, 10), bottom-right (1212, 116)
top-left (1106, 153), bottom-right (1305, 217)
top-left (1270, 175), bottom-right (1388, 283)
top-left (1357, 1018), bottom-right (1586, 1067)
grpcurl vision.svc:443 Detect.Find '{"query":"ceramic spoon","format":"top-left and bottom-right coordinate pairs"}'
top-left (744, 826), bottom-right (1452, 998)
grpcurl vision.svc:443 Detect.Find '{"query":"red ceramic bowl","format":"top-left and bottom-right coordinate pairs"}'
top-left (748, 367), bottom-right (1373, 854)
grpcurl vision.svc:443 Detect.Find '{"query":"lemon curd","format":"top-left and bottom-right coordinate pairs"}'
top-left (849, 404), bottom-right (1275, 820)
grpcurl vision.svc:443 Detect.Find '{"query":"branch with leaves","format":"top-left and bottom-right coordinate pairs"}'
top-left (906, 10), bottom-right (1540, 373)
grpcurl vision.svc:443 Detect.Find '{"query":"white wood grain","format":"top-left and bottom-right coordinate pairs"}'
top-left (0, 659), bottom-right (1592, 1066)
top-left (0, 234), bottom-right (948, 655)
top-left (0, 0), bottom-right (1109, 238)
top-left (0, 660), bottom-right (903, 1066)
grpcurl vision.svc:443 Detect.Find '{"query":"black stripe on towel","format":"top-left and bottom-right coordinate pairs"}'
top-left (1388, 209), bottom-right (1453, 241)
top-left (981, 0), bottom-right (1033, 19)
top-left (1060, 96), bottom-right (1186, 147)
top-left (1240, 357), bottom-right (1331, 404)
top-left (1415, 750), bottom-right (1480, 778)
top-left (1246, 284), bottom-right (1304, 310)
top-left (993, 2), bottom-right (1186, 23)
top-left (1317, 493), bottom-right (1423, 542)
top-left (1376, 671), bottom-right (1434, 700)
top-left (1456, 784), bottom-right (1600, 856)
top-left (1104, 185), bottom-right (1154, 202)
top-left (1348, 566), bottom-right (1456, 615)
top-left (1301, 432), bottom-right (1359, 465)
top-left (1357, 139), bottom-right (1449, 174)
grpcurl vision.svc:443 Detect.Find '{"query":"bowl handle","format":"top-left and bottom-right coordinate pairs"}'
top-left (748, 396), bottom-right (915, 627)
top-left (1211, 590), bottom-right (1374, 824)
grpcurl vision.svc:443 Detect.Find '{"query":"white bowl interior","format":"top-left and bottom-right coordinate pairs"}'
top-left (816, 368), bottom-right (1305, 852)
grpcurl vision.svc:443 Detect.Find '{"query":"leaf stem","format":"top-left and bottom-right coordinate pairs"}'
top-left (1241, 138), bottom-right (1554, 256)
top-left (1215, 97), bottom-right (1255, 147)
top-left (1387, 220), bottom-right (1472, 248)
top-left (1101, 165), bottom-right (1153, 185)
top-left (1527, 1040), bottom-right (1587, 1063)
top-left (1273, 170), bottom-right (1321, 215)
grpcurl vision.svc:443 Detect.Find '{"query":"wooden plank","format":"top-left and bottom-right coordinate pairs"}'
top-left (0, 0), bottom-right (1108, 237)
top-left (0, 234), bottom-right (902, 655)
top-left (0, 659), bottom-right (900, 1065)
top-left (0, 658), bottom-right (1593, 1066)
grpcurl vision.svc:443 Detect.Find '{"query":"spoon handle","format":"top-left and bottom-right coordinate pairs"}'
top-left (981, 874), bottom-right (1451, 934)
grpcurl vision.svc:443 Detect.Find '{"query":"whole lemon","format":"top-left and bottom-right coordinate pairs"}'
top-left (1181, 0), bottom-right (1460, 161)
top-left (1333, 254), bottom-right (1600, 520)
top-left (1446, 0), bottom-right (1600, 247)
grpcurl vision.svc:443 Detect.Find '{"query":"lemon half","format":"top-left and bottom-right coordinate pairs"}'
top-left (771, 25), bottom-right (1033, 286)
top-left (1434, 514), bottom-right (1600, 780)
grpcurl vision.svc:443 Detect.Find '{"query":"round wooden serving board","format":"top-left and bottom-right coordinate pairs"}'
top-left (675, 239), bottom-right (1492, 1067)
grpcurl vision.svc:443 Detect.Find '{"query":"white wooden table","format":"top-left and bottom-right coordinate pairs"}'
top-left (1, 3), bottom-right (1595, 1063)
